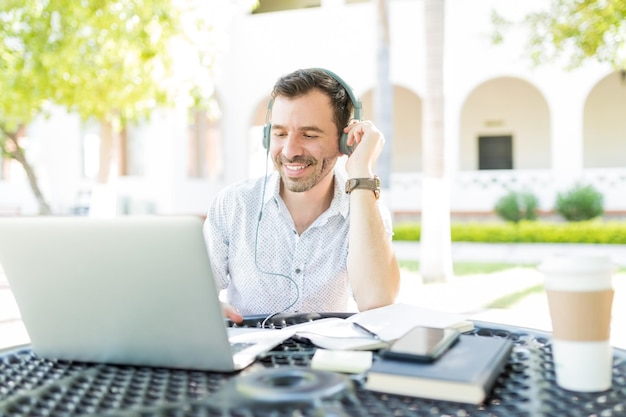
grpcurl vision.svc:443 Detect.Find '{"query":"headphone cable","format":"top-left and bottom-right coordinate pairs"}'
top-left (254, 150), bottom-right (301, 327)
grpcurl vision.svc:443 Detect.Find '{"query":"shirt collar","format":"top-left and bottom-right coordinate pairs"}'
top-left (263, 169), bottom-right (350, 219)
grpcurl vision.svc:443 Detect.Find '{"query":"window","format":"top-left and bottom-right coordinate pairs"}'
top-left (123, 125), bottom-right (144, 177)
top-left (252, 0), bottom-right (368, 14)
top-left (0, 155), bottom-right (5, 180)
top-left (478, 135), bottom-right (513, 170)
top-left (82, 133), bottom-right (100, 179)
top-left (80, 119), bottom-right (143, 179)
top-left (252, 0), bottom-right (321, 14)
top-left (188, 109), bottom-right (223, 179)
top-left (80, 119), bottom-right (102, 179)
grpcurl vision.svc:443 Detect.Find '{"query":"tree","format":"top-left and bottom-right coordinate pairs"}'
top-left (0, 2), bottom-right (57, 213)
top-left (374, 0), bottom-right (393, 194)
top-left (491, 0), bottom-right (626, 70)
top-left (0, 0), bottom-right (179, 213)
top-left (0, 0), bottom-right (255, 214)
top-left (419, 0), bottom-right (453, 282)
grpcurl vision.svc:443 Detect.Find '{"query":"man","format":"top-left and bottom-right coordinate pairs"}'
top-left (205, 68), bottom-right (400, 322)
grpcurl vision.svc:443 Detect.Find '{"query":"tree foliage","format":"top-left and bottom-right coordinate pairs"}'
top-left (0, 0), bottom-right (256, 213)
top-left (1, 0), bottom-right (179, 128)
top-left (491, 0), bottom-right (626, 70)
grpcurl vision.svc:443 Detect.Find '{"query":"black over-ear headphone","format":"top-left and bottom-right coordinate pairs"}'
top-left (262, 68), bottom-right (363, 156)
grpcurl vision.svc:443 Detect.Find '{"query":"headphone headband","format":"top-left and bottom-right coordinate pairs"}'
top-left (313, 68), bottom-right (362, 121)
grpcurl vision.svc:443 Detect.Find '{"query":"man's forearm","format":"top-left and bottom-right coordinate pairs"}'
top-left (347, 191), bottom-right (401, 311)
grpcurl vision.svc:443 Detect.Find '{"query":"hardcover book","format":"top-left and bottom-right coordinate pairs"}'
top-left (365, 335), bottom-right (514, 404)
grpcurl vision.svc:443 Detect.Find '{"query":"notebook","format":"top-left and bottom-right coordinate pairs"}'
top-left (0, 215), bottom-right (291, 372)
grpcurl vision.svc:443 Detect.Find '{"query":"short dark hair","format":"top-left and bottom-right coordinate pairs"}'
top-left (271, 68), bottom-right (354, 139)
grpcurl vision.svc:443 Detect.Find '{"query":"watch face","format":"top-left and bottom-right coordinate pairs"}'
top-left (348, 178), bottom-right (359, 192)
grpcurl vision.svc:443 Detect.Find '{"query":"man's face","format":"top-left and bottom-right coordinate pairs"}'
top-left (269, 89), bottom-right (341, 193)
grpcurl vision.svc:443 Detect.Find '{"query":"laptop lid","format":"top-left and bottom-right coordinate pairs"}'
top-left (0, 216), bottom-right (280, 372)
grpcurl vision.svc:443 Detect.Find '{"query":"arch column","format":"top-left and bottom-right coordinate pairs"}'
top-left (549, 90), bottom-right (585, 186)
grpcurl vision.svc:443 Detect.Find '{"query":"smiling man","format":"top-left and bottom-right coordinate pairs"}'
top-left (204, 68), bottom-right (400, 322)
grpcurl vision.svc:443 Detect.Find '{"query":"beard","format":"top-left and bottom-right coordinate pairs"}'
top-left (274, 154), bottom-right (338, 193)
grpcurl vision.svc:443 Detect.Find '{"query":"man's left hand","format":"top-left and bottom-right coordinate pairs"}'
top-left (343, 120), bottom-right (385, 178)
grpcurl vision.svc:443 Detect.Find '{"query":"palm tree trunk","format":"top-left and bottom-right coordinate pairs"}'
top-left (375, 0), bottom-right (393, 195)
top-left (420, 0), bottom-right (453, 282)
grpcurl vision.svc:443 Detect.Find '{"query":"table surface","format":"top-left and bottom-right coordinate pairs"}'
top-left (1, 314), bottom-right (625, 417)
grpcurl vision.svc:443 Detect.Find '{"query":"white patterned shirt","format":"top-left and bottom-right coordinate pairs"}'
top-left (204, 169), bottom-right (393, 315)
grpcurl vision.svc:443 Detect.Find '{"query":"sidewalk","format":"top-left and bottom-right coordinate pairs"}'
top-left (2, 242), bottom-right (625, 350)
top-left (393, 241), bottom-right (626, 266)
top-left (393, 242), bottom-right (626, 349)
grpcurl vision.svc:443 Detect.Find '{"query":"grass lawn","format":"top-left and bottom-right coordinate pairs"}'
top-left (486, 284), bottom-right (545, 309)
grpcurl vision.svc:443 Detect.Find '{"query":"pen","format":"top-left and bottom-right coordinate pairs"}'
top-left (352, 322), bottom-right (382, 340)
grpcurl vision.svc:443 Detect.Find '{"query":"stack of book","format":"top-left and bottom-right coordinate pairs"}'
top-left (365, 334), bottom-right (514, 404)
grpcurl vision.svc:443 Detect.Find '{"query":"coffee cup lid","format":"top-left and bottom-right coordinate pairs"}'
top-left (539, 253), bottom-right (615, 275)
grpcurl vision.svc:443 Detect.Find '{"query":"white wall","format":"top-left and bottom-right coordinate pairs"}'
top-left (2, 0), bottom-right (625, 216)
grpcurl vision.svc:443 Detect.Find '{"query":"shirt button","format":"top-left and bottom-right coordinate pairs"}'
top-left (295, 268), bottom-right (301, 274)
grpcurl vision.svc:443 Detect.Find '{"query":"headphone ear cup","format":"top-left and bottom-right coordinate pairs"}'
top-left (262, 124), bottom-right (271, 150)
top-left (338, 133), bottom-right (354, 156)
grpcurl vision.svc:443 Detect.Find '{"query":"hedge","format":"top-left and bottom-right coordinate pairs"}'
top-left (393, 220), bottom-right (626, 244)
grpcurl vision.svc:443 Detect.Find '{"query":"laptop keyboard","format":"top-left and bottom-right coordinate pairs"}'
top-left (230, 342), bottom-right (256, 354)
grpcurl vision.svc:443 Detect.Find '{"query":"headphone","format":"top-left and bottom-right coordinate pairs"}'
top-left (262, 68), bottom-right (363, 156)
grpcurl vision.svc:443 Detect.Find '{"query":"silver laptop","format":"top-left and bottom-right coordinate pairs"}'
top-left (0, 216), bottom-right (289, 372)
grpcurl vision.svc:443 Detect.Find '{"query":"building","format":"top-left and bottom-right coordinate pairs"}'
top-left (1, 0), bottom-right (625, 219)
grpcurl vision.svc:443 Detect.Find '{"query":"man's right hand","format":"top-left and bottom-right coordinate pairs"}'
top-left (222, 302), bottom-right (243, 323)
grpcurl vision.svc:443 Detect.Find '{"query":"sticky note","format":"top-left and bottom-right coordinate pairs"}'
top-left (311, 349), bottom-right (373, 374)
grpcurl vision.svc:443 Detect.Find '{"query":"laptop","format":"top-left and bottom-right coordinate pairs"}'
top-left (0, 216), bottom-right (291, 372)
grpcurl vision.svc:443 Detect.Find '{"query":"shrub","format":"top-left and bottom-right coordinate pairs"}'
top-left (393, 223), bottom-right (421, 241)
top-left (450, 222), bottom-right (519, 242)
top-left (555, 183), bottom-right (604, 221)
top-left (494, 190), bottom-right (539, 223)
top-left (392, 220), bottom-right (626, 244)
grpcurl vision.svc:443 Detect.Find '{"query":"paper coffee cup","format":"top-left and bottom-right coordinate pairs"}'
top-left (539, 254), bottom-right (615, 392)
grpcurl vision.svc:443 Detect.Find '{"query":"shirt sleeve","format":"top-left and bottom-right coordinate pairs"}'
top-left (204, 191), bottom-right (231, 291)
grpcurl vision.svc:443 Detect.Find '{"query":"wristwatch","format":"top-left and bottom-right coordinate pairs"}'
top-left (345, 176), bottom-right (381, 200)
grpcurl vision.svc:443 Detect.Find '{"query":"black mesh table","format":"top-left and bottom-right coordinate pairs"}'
top-left (1, 314), bottom-right (626, 417)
